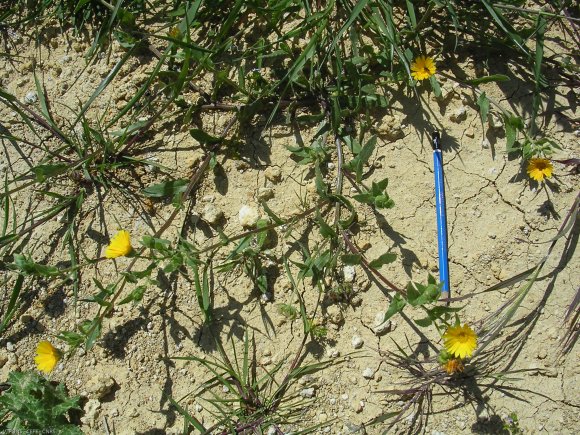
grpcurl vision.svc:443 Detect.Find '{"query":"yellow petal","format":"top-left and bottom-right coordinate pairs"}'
top-left (105, 230), bottom-right (132, 258)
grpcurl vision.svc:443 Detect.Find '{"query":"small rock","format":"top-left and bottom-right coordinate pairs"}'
top-left (257, 187), bottom-right (274, 201)
top-left (201, 203), bottom-right (223, 225)
top-left (341, 393), bottom-right (349, 401)
top-left (300, 387), bottom-right (315, 398)
top-left (24, 91), bottom-right (38, 105)
top-left (264, 167), bottom-right (282, 184)
top-left (267, 427), bottom-right (277, 435)
top-left (343, 265), bottom-right (356, 283)
top-left (260, 292), bottom-right (272, 303)
top-left (351, 335), bottom-right (364, 349)
top-left (86, 375), bottom-right (116, 400)
top-left (326, 305), bottom-right (343, 325)
top-left (481, 138), bottom-right (491, 149)
top-left (362, 367), bottom-right (374, 379)
top-left (373, 312), bottom-right (391, 335)
top-left (465, 128), bottom-right (475, 138)
top-left (238, 205), bottom-right (260, 227)
top-left (351, 399), bottom-right (363, 413)
top-left (6, 342), bottom-right (14, 352)
top-left (81, 399), bottom-right (101, 427)
top-left (450, 106), bottom-right (467, 123)
top-left (195, 404), bottom-right (203, 412)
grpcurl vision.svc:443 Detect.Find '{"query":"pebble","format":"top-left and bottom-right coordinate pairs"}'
top-left (341, 393), bottom-right (349, 401)
top-left (86, 375), bottom-right (116, 399)
top-left (343, 265), bottom-right (356, 283)
top-left (481, 138), bottom-right (491, 149)
top-left (24, 91), bottom-right (38, 104)
top-left (450, 106), bottom-right (467, 122)
top-left (195, 404), bottom-right (203, 412)
top-left (326, 305), bottom-right (343, 325)
top-left (351, 335), bottom-right (364, 349)
top-left (257, 187), bottom-right (274, 201)
top-left (373, 312), bottom-right (391, 335)
top-left (267, 427), bottom-right (277, 435)
top-left (300, 387), bottom-right (315, 398)
top-left (362, 367), bottom-right (375, 379)
top-left (201, 203), bottom-right (223, 225)
top-left (264, 167), bottom-right (282, 184)
top-left (6, 342), bottom-right (14, 352)
top-left (260, 292), bottom-right (272, 303)
top-left (351, 400), bottom-right (364, 413)
top-left (238, 205), bottom-right (259, 227)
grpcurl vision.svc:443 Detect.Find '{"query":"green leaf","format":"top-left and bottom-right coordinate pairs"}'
top-left (189, 128), bottom-right (221, 145)
top-left (374, 194), bottom-right (395, 209)
top-left (142, 179), bottom-right (188, 198)
top-left (32, 164), bottom-right (69, 183)
top-left (477, 92), bottom-right (489, 125)
top-left (369, 252), bottom-right (397, 268)
top-left (141, 235), bottom-right (172, 252)
top-left (429, 75), bottom-right (442, 98)
top-left (353, 192), bottom-right (374, 204)
top-left (414, 316), bottom-right (432, 327)
top-left (341, 254), bottom-right (361, 265)
top-left (406, 282), bottom-right (441, 307)
top-left (466, 74), bottom-right (510, 86)
top-left (118, 285), bottom-right (147, 305)
top-left (383, 293), bottom-right (407, 322)
top-left (12, 254), bottom-right (60, 276)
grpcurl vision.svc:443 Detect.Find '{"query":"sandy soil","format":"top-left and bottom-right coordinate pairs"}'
top-left (0, 13), bottom-right (579, 435)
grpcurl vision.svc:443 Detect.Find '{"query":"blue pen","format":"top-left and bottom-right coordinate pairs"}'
top-left (432, 132), bottom-right (450, 301)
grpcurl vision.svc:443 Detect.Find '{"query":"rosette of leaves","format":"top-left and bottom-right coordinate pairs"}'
top-left (0, 371), bottom-right (81, 433)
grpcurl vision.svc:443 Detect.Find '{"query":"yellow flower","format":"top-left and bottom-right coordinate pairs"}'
top-left (527, 158), bottom-right (553, 182)
top-left (105, 230), bottom-right (132, 258)
top-left (35, 341), bottom-right (61, 374)
top-left (411, 55), bottom-right (436, 81)
top-left (443, 324), bottom-right (477, 359)
top-left (442, 358), bottom-right (464, 375)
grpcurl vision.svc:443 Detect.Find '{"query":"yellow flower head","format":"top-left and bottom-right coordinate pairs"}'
top-left (105, 230), bottom-right (132, 259)
top-left (443, 324), bottom-right (477, 359)
top-left (35, 341), bottom-right (61, 374)
top-left (527, 158), bottom-right (553, 182)
top-left (411, 55), bottom-right (436, 81)
top-left (442, 358), bottom-right (465, 375)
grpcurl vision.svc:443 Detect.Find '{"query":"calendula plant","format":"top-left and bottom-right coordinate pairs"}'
top-left (0, 371), bottom-right (81, 433)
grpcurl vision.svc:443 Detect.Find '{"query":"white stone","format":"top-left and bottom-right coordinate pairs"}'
top-left (264, 167), bottom-right (282, 184)
top-left (238, 205), bottom-right (259, 227)
top-left (481, 138), bottom-right (491, 149)
top-left (300, 387), bottom-right (315, 398)
top-left (351, 335), bottom-right (364, 349)
top-left (24, 91), bottom-right (38, 104)
top-left (257, 187), bottom-right (274, 201)
top-left (201, 203), bottom-right (223, 225)
top-left (343, 266), bottom-right (356, 283)
top-left (362, 367), bottom-right (374, 379)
